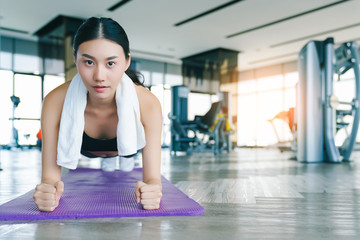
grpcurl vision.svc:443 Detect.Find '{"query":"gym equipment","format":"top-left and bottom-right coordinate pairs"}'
top-left (297, 38), bottom-right (360, 162)
top-left (8, 95), bottom-right (20, 148)
top-left (170, 85), bottom-right (227, 155)
top-left (5, 95), bottom-right (40, 150)
top-left (170, 85), bottom-right (191, 153)
top-left (219, 92), bottom-right (233, 153)
top-left (0, 168), bottom-right (204, 221)
top-left (185, 101), bottom-right (224, 155)
top-left (170, 85), bottom-right (189, 123)
top-left (268, 107), bottom-right (296, 152)
top-left (169, 115), bottom-right (202, 155)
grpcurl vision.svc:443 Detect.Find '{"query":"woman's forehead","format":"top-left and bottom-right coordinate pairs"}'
top-left (78, 39), bottom-right (125, 57)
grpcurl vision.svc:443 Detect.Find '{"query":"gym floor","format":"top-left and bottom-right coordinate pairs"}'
top-left (1, 147), bottom-right (360, 239)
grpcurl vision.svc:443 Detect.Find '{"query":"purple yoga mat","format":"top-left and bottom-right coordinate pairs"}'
top-left (0, 168), bottom-right (204, 221)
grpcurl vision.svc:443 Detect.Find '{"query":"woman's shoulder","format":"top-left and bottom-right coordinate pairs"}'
top-left (135, 84), bottom-right (160, 107)
top-left (134, 84), bottom-right (161, 120)
top-left (42, 81), bottom-right (71, 114)
top-left (44, 81), bottom-right (71, 103)
top-left (41, 81), bottom-right (71, 125)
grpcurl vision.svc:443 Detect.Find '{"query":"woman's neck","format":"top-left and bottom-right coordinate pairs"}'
top-left (86, 93), bottom-right (116, 111)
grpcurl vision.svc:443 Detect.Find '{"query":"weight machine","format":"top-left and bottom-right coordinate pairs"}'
top-left (297, 38), bottom-right (360, 162)
top-left (169, 85), bottom-right (231, 155)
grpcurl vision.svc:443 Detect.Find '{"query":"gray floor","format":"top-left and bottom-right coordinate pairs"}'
top-left (1, 147), bottom-right (360, 239)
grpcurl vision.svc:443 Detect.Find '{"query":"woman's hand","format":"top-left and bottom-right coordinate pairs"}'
top-left (135, 181), bottom-right (162, 210)
top-left (33, 181), bottom-right (64, 212)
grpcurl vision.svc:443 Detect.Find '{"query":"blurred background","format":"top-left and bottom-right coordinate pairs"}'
top-left (0, 0), bottom-right (358, 150)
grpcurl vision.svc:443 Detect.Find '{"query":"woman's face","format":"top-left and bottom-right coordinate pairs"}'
top-left (75, 38), bottom-right (130, 101)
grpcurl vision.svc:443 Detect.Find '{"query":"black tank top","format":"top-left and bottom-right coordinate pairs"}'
top-left (80, 132), bottom-right (139, 158)
top-left (80, 132), bottom-right (118, 158)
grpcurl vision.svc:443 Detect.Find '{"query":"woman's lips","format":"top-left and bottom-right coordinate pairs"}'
top-left (93, 86), bottom-right (108, 93)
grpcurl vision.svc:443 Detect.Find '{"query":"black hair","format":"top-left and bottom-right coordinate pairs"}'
top-left (73, 17), bottom-right (144, 86)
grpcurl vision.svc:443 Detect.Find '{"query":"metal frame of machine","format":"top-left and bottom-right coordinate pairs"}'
top-left (297, 37), bottom-right (360, 162)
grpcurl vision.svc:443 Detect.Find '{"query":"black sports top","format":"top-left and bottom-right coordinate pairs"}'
top-left (80, 132), bottom-right (118, 158)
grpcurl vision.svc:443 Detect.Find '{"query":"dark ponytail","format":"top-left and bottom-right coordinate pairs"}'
top-left (73, 17), bottom-right (145, 87)
top-left (125, 69), bottom-right (145, 86)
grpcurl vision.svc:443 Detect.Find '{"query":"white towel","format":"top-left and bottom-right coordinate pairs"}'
top-left (57, 73), bottom-right (146, 169)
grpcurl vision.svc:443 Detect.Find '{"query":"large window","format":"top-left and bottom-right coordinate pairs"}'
top-left (237, 67), bottom-right (360, 147)
top-left (14, 54), bottom-right (42, 74)
top-left (0, 51), bottom-right (12, 70)
top-left (0, 73), bottom-right (65, 146)
top-left (0, 36), bottom-right (65, 146)
top-left (13, 74), bottom-right (42, 145)
top-left (237, 71), bottom-right (297, 147)
top-left (0, 70), bottom-right (14, 145)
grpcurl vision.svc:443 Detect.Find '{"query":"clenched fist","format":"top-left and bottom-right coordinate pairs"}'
top-left (33, 181), bottom-right (64, 212)
top-left (135, 181), bottom-right (162, 210)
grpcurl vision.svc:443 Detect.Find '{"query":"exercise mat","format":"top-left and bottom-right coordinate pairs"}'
top-left (0, 168), bottom-right (204, 221)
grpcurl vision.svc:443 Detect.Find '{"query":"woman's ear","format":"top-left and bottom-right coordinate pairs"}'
top-left (125, 53), bottom-right (131, 70)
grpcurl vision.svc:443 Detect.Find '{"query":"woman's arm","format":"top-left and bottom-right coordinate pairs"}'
top-left (134, 85), bottom-right (163, 209)
top-left (33, 82), bottom-right (69, 211)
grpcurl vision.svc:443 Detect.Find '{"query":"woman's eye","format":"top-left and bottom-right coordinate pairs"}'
top-left (107, 61), bottom-right (115, 67)
top-left (85, 60), bottom-right (94, 65)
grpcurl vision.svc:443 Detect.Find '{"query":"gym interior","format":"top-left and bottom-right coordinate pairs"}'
top-left (1, 0), bottom-right (360, 239)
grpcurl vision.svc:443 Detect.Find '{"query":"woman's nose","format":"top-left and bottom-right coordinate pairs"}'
top-left (94, 65), bottom-right (105, 82)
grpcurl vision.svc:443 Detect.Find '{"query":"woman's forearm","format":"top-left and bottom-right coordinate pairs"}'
top-left (144, 178), bottom-right (162, 187)
top-left (41, 163), bottom-right (61, 184)
top-left (41, 140), bottom-right (62, 184)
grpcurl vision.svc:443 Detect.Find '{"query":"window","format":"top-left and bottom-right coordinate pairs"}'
top-left (151, 85), bottom-right (167, 146)
top-left (151, 72), bottom-right (164, 86)
top-left (237, 72), bottom-right (298, 146)
top-left (257, 90), bottom-right (284, 146)
top-left (257, 75), bottom-right (283, 91)
top-left (140, 70), bottom-right (151, 87)
top-left (0, 51), bottom-right (12, 70)
top-left (165, 73), bottom-right (182, 86)
top-left (0, 70), bottom-right (14, 144)
top-left (188, 93), bottom-right (213, 121)
top-left (237, 94), bottom-right (257, 146)
top-left (43, 75), bottom-right (65, 98)
top-left (13, 54), bottom-right (42, 74)
top-left (1, 36), bottom-right (65, 146)
top-left (13, 74), bottom-right (42, 145)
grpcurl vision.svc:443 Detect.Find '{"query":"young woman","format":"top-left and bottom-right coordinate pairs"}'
top-left (33, 17), bottom-right (162, 211)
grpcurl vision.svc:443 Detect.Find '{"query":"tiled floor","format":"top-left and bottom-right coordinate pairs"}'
top-left (1, 147), bottom-right (360, 239)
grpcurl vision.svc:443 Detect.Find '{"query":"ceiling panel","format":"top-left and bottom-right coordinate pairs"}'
top-left (0, 0), bottom-right (358, 71)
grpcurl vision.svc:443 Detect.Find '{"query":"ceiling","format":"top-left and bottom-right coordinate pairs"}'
top-left (1, 0), bottom-right (359, 71)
